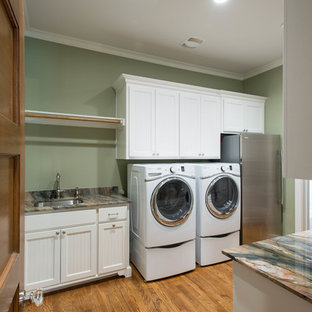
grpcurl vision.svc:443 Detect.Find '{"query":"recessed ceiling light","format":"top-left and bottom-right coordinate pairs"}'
top-left (181, 37), bottom-right (204, 48)
top-left (214, 0), bottom-right (228, 4)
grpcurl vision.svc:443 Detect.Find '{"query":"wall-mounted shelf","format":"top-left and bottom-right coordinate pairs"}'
top-left (25, 110), bottom-right (125, 129)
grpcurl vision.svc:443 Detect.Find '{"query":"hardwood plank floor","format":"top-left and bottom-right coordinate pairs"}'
top-left (22, 262), bottom-right (233, 312)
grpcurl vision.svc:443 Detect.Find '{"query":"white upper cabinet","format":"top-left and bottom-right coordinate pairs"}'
top-left (223, 96), bottom-right (264, 133)
top-left (114, 74), bottom-right (266, 159)
top-left (128, 84), bottom-right (155, 157)
top-left (200, 95), bottom-right (221, 158)
top-left (180, 92), bottom-right (201, 157)
top-left (155, 88), bottom-right (179, 157)
top-left (243, 100), bottom-right (264, 133)
top-left (180, 93), bottom-right (221, 159)
top-left (223, 98), bottom-right (244, 132)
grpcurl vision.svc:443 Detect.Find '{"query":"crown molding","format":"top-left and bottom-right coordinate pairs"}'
top-left (243, 57), bottom-right (283, 80)
top-left (25, 27), bottom-right (282, 81)
top-left (25, 28), bottom-right (245, 81)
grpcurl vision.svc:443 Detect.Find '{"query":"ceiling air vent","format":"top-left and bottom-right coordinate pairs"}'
top-left (181, 37), bottom-right (204, 48)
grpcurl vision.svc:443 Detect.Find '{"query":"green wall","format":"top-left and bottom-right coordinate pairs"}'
top-left (26, 38), bottom-right (294, 234)
top-left (25, 37), bottom-right (243, 193)
top-left (243, 66), bottom-right (295, 235)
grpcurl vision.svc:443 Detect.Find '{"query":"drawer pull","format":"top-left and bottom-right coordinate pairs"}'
top-left (107, 225), bottom-right (121, 230)
top-left (56, 232), bottom-right (60, 236)
top-left (108, 212), bottom-right (119, 217)
top-left (62, 231), bottom-right (66, 235)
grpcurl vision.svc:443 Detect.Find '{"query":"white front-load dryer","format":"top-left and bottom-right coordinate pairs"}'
top-left (194, 163), bottom-right (241, 266)
top-left (128, 163), bottom-right (196, 281)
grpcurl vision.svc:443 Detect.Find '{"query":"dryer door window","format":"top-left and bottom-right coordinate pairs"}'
top-left (151, 177), bottom-right (193, 226)
top-left (206, 176), bottom-right (239, 219)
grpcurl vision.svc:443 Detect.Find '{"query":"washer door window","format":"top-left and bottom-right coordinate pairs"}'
top-left (206, 175), bottom-right (239, 219)
top-left (151, 177), bottom-right (193, 226)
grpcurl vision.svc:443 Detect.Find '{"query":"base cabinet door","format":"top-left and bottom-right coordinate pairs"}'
top-left (25, 230), bottom-right (60, 290)
top-left (61, 224), bottom-right (97, 283)
top-left (98, 221), bottom-right (127, 275)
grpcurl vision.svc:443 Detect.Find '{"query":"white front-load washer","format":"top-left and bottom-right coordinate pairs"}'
top-left (194, 163), bottom-right (241, 266)
top-left (128, 163), bottom-right (196, 281)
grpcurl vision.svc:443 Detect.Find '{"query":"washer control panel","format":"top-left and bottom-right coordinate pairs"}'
top-left (146, 164), bottom-right (194, 179)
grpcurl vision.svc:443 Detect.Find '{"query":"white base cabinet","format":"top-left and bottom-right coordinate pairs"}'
top-left (25, 206), bottom-right (131, 293)
top-left (61, 224), bottom-right (97, 283)
top-left (25, 230), bottom-right (60, 290)
top-left (98, 221), bottom-right (127, 275)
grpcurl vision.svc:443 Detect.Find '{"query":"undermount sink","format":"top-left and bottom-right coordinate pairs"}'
top-left (34, 198), bottom-right (84, 208)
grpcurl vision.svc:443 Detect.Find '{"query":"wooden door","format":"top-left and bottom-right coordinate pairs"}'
top-left (200, 95), bottom-right (221, 159)
top-left (155, 88), bottom-right (179, 158)
top-left (25, 230), bottom-right (60, 291)
top-left (60, 225), bottom-right (96, 283)
top-left (179, 92), bottom-right (201, 158)
top-left (0, 0), bottom-right (25, 311)
top-left (98, 221), bottom-right (127, 275)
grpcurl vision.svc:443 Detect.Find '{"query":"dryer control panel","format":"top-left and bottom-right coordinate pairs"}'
top-left (144, 164), bottom-right (195, 180)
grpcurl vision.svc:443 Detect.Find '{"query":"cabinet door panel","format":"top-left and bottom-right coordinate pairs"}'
top-left (223, 98), bottom-right (244, 132)
top-left (98, 221), bottom-right (127, 275)
top-left (61, 224), bottom-right (96, 283)
top-left (180, 92), bottom-right (201, 157)
top-left (25, 230), bottom-right (60, 290)
top-left (201, 95), bottom-right (221, 158)
top-left (155, 88), bottom-right (179, 157)
top-left (244, 101), bottom-right (264, 133)
top-left (129, 85), bottom-right (155, 157)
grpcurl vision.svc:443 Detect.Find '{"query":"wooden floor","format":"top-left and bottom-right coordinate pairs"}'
top-left (22, 262), bottom-right (233, 312)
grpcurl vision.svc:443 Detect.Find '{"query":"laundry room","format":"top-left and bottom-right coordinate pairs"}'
top-left (2, 0), bottom-right (312, 311)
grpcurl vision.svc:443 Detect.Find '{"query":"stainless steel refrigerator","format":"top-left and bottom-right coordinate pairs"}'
top-left (221, 133), bottom-right (282, 244)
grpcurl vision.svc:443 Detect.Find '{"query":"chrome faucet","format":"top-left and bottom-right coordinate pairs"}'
top-left (54, 173), bottom-right (63, 199)
top-left (75, 187), bottom-right (80, 199)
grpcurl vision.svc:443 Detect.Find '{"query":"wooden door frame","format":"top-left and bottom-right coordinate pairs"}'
top-left (0, 0), bottom-right (25, 310)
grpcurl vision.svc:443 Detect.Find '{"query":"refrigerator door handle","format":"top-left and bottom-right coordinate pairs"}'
top-left (278, 149), bottom-right (284, 206)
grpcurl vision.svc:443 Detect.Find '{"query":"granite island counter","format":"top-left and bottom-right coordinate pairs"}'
top-left (223, 230), bottom-right (312, 312)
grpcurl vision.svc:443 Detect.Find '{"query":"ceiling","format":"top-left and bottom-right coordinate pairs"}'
top-left (25, 0), bottom-right (284, 80)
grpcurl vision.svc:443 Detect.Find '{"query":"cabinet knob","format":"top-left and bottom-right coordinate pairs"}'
top-left (62, 231), bottom-right (66, 235)
top-left (56, 231), bottom-right (60, 236)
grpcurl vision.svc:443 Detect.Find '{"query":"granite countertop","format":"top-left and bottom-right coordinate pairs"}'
top-left (25, 186), bottom-right (130, 215)
top-left (223, 230), bottom-right (312, 303)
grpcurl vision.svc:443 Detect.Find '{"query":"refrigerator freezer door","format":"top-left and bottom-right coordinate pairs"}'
top-left (241, 133), bottom-right (282, 244)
